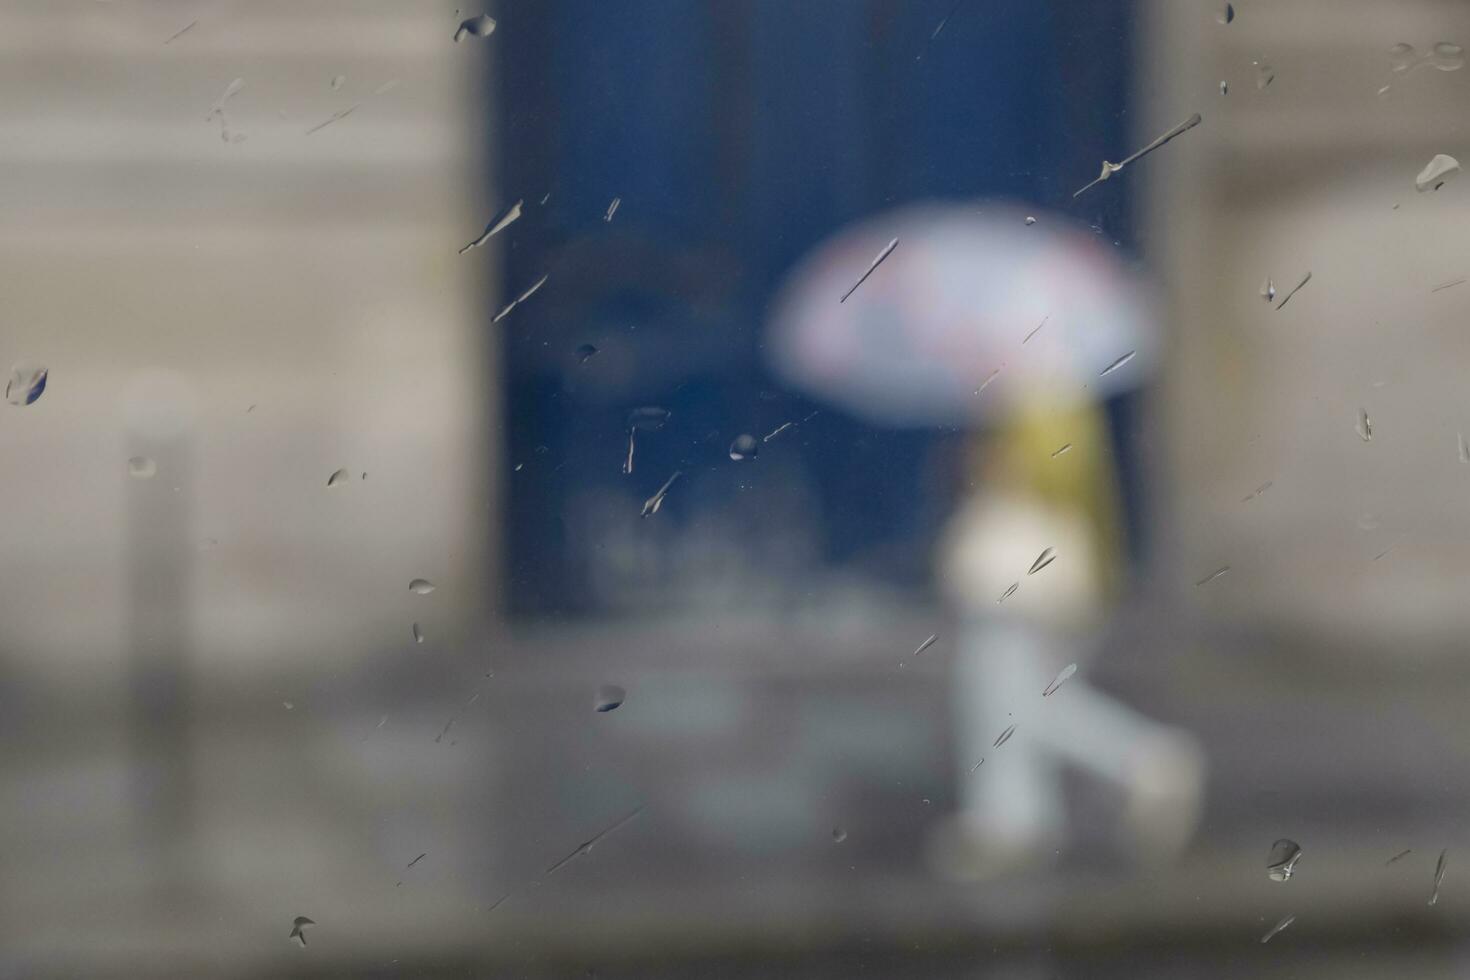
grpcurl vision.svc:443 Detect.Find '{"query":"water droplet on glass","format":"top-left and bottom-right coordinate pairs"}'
top-left (1027, 547), bottom-right (1056, 575)
top-left (1459, 433), bottom-right (1469, 463)
top-left (729, 434), bottom-right (759, 461)
top-left (327, 468), bottom-right (349, 488)
top-left (1433, 42), bottom-right (1465, 65)
top-left (289, 915), bottom-right (315, 947)
top-left (1430, 849), bottom-right (1449, 906)
top-left (1260, 915), bottom-right (1295, 943)
top-left (409, 578), bottom-right (436, 595)
top-left (412, 622), bottom-right (424, 644)
top-left (628, 406), bottom-right (671, 431)
top-left (1416, 154), bottom-right (1460, 192)
top-left (993, 724), bottom-right (1017, 748)
top-left (1024, 216), bottom-right (1037, 226)
top-left (6, 361), bottom-right (47, 406)
top-left (1254, 61), bottom-right (1274, 90)
top-left (1267, 838), bottom-right (1302, 881)
top-left (1042, 663), bottom-right (1078, 697)
top-left (453, 13), bottom-right (496, 41)
top-left (604, 197), bottom-right (621, 222)
top-left (576, 343), bottom-right (599, 363)
top-left (1356, 408), bottom-right (1373, 443)
top-left (330, 74), bottom-right (345, 91)
top-left (1099, 351), bottom-right (1136, 377)
top-left (1260, 277), bottom-right (1276, 302)
top-left (594, 684), bottom-right (626, 712)
top-left (1217, 3), bottom-right (1234, 24)
top-left (127, 456), bottom-right (157, 479)
top-left (1392, 42), bottom-right (1464, 74)
top-left (1220, 80), bottom-right (1229, 95)
top-left (832, 826), bottom-right (848, 843)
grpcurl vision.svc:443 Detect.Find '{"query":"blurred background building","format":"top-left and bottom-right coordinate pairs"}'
top-left (4, 0), bottom-right (1470, 978)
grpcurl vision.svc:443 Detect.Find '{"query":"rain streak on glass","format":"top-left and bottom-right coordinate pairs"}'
top-left (544, 807), bottom-right (644, 875)
top-left (1196, 565), bottom-right (1231, 587)
top-left (997, 581), bottom-right (1019, 603)
top-left (1416, 154), bottom-right (1460, 192)
top-left (1099, 351), bottom-right (1137, 377)
top-left (839, 237), bottom-right (899, 303)
top-left (604, 197), bottom-right (621, 222)
top-left (1430, 849), bottom-right (1449, 906)
top-left (1260, 915), bottom-right (1295, 944)
top-left (993, 724), bottom-right (1017, 748)
top-left (1260, 277), bottom-right (1276, 303)
top-left (1356, 408), bottom-right (1373, 443)
top-left (641, 471), bottom-right (682, 517)
top-left (623, 406), bottom-right (671, 474)
top-left (326, 468), bottom-right (350, 488)
top-left (453, 14), bottom-right (496, 41)
top-left (459, 199), bottom-right (523, 254)
top-left (1051, 443), bottom-right (1073, 458)
top-left (594, 684), bottom-right (626, 713)
top-left (127, 456), bottom-right (157, 479)
top-left (912, 634), bottom-right (938, 657)
top-left (1267, 838), bottom-right (1303, 881)
top-left (1255, 61), bottom-right (1275, 90)
top-left (1073, 113), bottom-right (1202, 198)
top-left (6, 361), bottom-right (47, 406)
top-left (1275, 271), bottom-right (1311, 310)
top-left (492, 273), bottom-right (549, 323)
top-left (1388, 848), bottom-right (1413, 865)
top-left (1028, 547), bottom-right (1056, 575)
top-left (1459, 432), bottom-right (1469, 464)
top-left (408, 578), bottom-right (436, 595)
top-left (1042, 663), bottom-right (1078, 697)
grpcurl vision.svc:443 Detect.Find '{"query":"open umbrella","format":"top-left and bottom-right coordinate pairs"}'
top-left (765, 202), bottom-right (1157, 427)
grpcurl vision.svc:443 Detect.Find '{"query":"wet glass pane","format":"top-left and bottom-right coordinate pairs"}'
top-left (2, 1), bottom-right (1465, 978)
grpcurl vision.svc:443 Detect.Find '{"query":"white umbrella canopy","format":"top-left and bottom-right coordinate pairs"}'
top-left (765, 202), bottom-right (1158, 427)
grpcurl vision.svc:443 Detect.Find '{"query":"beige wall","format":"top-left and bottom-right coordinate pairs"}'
top-left (1143, 0), bottom-right (1470, 647)
top-left (0, 0), bottom-right (495, 684)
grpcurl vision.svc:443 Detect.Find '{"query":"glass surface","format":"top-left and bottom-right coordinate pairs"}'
top-left (1, 2), bottom-right (1465, 977)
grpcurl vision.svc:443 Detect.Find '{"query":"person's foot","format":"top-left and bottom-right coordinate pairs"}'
top-left (924, 813), bottom-right (1062, 881)
top-left (1121, 731), bottom-right (1206, 864)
